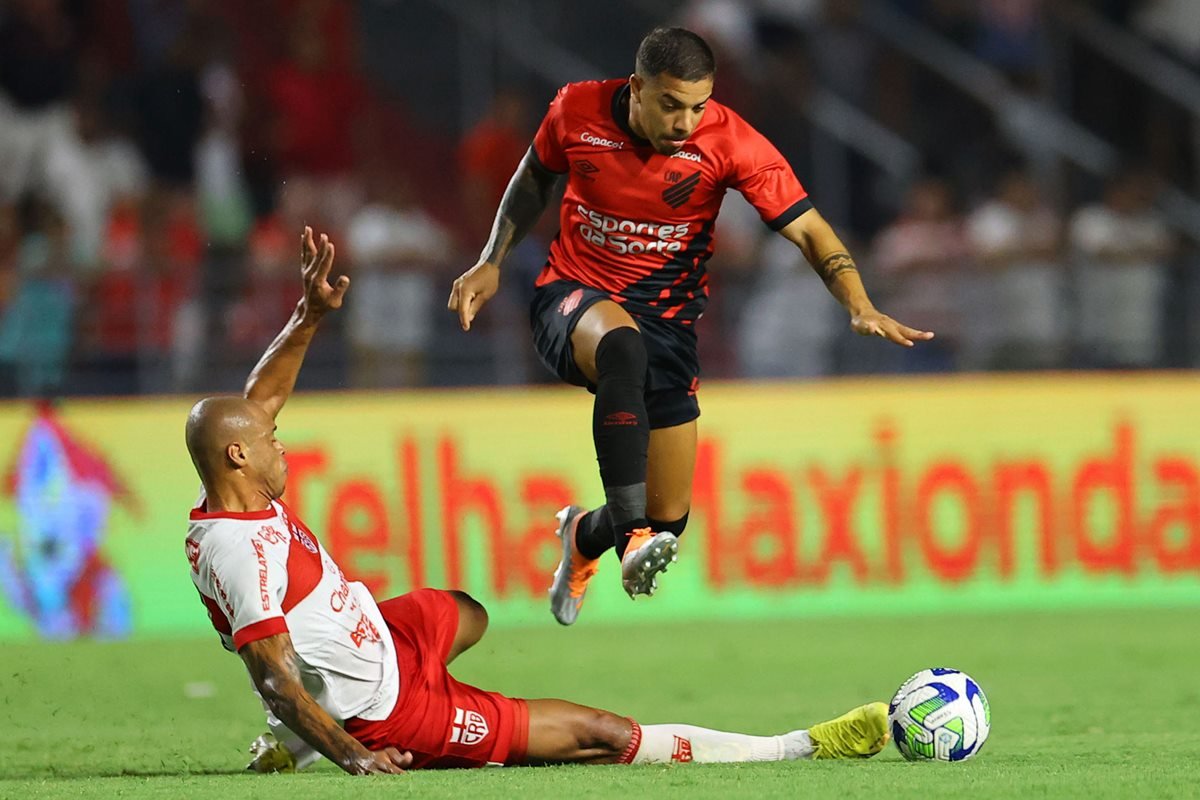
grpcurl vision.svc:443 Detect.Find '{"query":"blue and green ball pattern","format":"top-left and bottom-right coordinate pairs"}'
top-left (888, 667), bottom-right (990, 762)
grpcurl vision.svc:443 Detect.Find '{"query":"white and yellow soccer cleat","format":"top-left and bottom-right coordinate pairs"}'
top-left (246, 732), bottom-right (298, 773)
top-left (808, 702), bottom-right (890, 759)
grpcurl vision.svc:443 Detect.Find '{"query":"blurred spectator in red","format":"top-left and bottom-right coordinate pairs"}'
top-left (458, 88), bottom-right (532, 239)
top-left (346, 166), bottom-right (453, 387)
top-left (226, 213), bottom-right (296, 355)
top-left (79, 191), bottom-right (200, 393)
top-left (1069, 168), bottom-right (1175, 368)
top-left (964, 166), bottom-right (1066, 370)
top-left (871, 177), bottom-right (970, 372)
top-left (266, 7), bottom-right (364, 178)
top-left (0, 203), bottom-right (20, 392)
top-left (0, 204), bottom-right (18, 307)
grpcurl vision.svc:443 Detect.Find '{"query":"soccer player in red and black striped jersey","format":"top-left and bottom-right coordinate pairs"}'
top-left (449, 27), bottom-right (933, 625)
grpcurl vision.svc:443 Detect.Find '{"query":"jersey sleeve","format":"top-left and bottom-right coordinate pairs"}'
top-left (531, 84), bottom-right (571, 174)
top-left (725, 114), bottom-right (812, 231)
top-left (207, 529), bottom-right (291, 650)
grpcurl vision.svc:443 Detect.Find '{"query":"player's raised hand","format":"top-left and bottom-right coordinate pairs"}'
top-left (851, 309), bottom-right (934, 347)
top-left (300, 226), bottom-right (350, 319)
top-left (447, 261), bottom-right (500, 332)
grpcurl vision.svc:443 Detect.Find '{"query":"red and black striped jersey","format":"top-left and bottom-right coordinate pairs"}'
top-left (532, 79), bottom-right (811, 323)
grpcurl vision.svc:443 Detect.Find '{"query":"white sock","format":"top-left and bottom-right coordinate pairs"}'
top-left (620, 722), bottom-right (814, 764)
top-left (265, 708), bottom-right (322, 770)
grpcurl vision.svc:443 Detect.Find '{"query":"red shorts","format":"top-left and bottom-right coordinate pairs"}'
top-left (344, 589), bottom-right (529, 769)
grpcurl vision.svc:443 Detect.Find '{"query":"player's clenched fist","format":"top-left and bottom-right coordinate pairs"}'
top-left (447, 261), bottom-right (500, 332)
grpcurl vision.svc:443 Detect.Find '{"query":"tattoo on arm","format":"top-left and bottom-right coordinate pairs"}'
top-left (480, 149), bottom-right (561, 266)
top-left (242, 634), bottom-right (375, 775)
top-left (814, 251), bottom-right (859, 287)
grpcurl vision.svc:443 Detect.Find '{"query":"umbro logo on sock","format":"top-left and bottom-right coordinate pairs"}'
top-left (603, 412), bottom-right (639, 426)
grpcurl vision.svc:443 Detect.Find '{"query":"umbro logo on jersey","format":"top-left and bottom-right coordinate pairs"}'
top-left (662, 170), bottom-right (701, 209)
top-left (575, 160), bottom-right (600, 180)
top-left (450, 707), bottom-right (490, 746)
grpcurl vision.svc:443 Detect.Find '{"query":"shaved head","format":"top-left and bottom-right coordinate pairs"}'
top-left (186, 397), bottom-right (286, 499)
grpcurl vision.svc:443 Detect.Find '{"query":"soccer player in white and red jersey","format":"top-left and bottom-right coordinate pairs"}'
top-left (448, 27), bottom-right (934, 626)
top-left (185, 226), bottom-right (889, 774)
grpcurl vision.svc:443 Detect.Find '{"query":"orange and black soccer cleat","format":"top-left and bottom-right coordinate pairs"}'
top-left (548, 506), bottom-right (600, 625)
top-left (620, 527), bottom-right (679, 599)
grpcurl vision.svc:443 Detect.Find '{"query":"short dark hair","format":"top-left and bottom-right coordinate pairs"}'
top-left (635, 27), bottom-right (715, 82)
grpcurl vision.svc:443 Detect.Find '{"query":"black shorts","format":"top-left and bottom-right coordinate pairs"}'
top-left (530, 280), bottom-right (700, 429)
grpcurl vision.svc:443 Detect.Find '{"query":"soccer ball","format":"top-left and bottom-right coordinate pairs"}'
top-left (888, 667), bottom-right (990, 762)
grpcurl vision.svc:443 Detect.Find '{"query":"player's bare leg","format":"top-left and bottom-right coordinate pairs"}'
top-left (645, 420), bottom-right (696, 522)
top-left (523, 700), bottom-right (634, 764)
top-left (522, 699), bottom-right (890, 765)
top-left (446, 590), bottom-right (488, 664)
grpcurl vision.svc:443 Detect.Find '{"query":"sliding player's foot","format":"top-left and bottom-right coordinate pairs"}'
top-left (246, 732), bottom-right (297, 773)
top-left (807, 702), bottom-right (890, 759)
top-left (548, 505), bottom-right (598, 626)
top-left (620, 528), bottom-right (678, 598)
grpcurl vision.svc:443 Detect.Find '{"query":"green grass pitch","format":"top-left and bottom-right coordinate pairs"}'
top-left (2, 608), bottom-right (1196, 799)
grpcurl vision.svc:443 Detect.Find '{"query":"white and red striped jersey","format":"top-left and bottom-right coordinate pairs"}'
top-left (186, 492), bottom-right (399, 722)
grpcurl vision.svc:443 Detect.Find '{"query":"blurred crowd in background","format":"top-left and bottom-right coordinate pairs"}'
top-left (0, 0), bottom-right (1197, 399)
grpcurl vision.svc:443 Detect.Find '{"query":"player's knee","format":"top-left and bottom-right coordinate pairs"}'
top-left (449, 590), bottom-right (488, 638)
top-left (595, 327), bottom-right (647, 382)
top-left (576, 709), bottom-right (632, 758)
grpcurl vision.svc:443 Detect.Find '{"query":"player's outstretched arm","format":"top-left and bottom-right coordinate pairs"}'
top-left (244, 226), bottom-right (350, 419)
top-left (448, 148), bottom-right (562, 331)
top-left (239, 632), bottom-right (412, 775)
top-left (779, 209), bottom-right (934, 347)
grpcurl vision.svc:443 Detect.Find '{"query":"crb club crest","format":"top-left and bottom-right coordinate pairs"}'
top-left (289, 524), bottom-right (318, 554)
top-left (449, 707), bottom-right (490, 745)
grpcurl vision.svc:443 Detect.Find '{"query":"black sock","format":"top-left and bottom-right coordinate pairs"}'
top-left (592, 328), bottom-right (650, 551)
top-left (648, 513), bottom-right (689, 540)
top-left (575, 507), bottom-right (612, 560)
top-left (614, 512), bottom-right (690, 559)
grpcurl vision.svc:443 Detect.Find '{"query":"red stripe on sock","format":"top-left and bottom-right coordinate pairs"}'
top-left (618, 719), bottom-right (642, 764)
